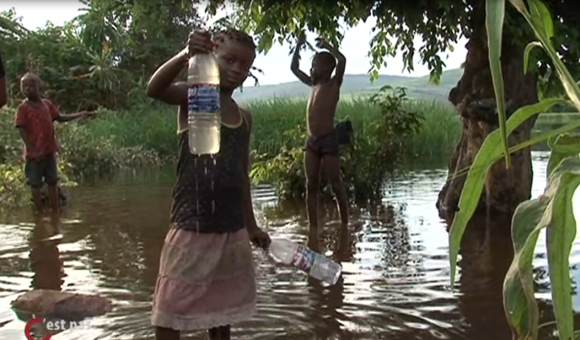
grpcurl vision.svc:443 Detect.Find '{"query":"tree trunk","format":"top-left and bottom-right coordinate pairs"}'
top-left (436, 5), bottom-right (539, 220)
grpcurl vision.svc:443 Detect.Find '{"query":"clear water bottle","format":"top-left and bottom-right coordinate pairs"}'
top-left (269, 238), bottom-right (342, 285)
top-left (187, 52), bottom-right (221, 155)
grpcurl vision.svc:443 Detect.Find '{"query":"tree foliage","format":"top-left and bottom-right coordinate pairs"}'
top-left (1, 0), bottom-right (577, 113)
top-left (207, 0), bottom-right (580, 94)
top-left (0, 0), bottom-right (202, 112)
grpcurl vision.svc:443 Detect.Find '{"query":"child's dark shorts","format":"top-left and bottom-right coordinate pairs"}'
top-left (305, 131), bottom-right (340, 157)
top-left (304, 120), bottom-right (354, 158)
top-left (24, 155), bottom-right (59, 188)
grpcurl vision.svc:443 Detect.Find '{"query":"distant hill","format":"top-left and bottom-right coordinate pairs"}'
top-left (233, 68), bottom-right (463, 103)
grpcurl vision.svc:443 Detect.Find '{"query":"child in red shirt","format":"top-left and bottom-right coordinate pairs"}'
top-left (15, 72), bottom-right (94, 213)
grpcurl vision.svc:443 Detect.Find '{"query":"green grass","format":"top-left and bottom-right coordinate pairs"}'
top-left (76, 105), bottom-right (178, 158)
top-left (77, 97), bottom-right (462, 161)
top-left (245, 97), bottom-right (461, 159)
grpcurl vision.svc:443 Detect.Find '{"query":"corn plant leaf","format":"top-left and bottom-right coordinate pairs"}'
top-left (448, 98), bottom-right (564, 288)
top-left (507, 119), bottom-right (580, 157)
top-left (523, 42), bottom-right (542, 74)
top-left (504, 157), bottom-right (580, 340)
top-left (545, 156), bottom-right (580, 340)
top-left (528, 0), bottom-right (554, 39)
top-left (513, 0), bottom-right (580, 109)
top-left (547, 134), bottom-right (580, 179)
top-left (503, 197), bottom-right (546, 340)
top-left (485, 0), bottom-right (510, 167)
top-left (508, 0), bottom-right (527, 13)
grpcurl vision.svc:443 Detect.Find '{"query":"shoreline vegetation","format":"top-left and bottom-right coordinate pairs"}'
top-left (0, 94), bottom-right (578, 207)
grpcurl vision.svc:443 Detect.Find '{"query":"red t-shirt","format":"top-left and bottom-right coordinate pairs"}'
top-left (14, 99), bottom-right (60, 159)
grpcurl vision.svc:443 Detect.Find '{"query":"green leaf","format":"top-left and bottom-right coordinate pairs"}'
top-left (528, 0), bottom-right (554, 39)
top-left (547, 134), bottom-right (580, 179)
top-left (486, 0), bottom-right (510, 167)
top-left (503, 157), bottom-right (580, 340)
top-left (512, 0), bottom-right (580, 110)
top-left (545, 156), bottom-right (580, 340)
top-left (507, 118), bottom-right (580, 156)
top-left (523, 41), bottom-right (542, 74)
top-left (448, 98), bottom-right (564, 288)
top-left (508, 0), bottom-right (528, 13)
top-left (503, 198), bottom-right (547, 340)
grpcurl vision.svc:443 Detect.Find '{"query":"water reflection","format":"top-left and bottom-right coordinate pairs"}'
top-left (9, 214), bottom-right (67, 340)
top-left (456, 213), bottom-right (514, 340)
top-left (0, 152), bottom-right (577, 339)
top-left (29, 214), bottom-right (65, 291)
top-left (304, 224), bottom-right (350, 339)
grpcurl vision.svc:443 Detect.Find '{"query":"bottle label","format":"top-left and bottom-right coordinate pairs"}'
top-left (290, 245), bottom-right (315, 273)
top-left (188, 84), bottom-right (220, 114)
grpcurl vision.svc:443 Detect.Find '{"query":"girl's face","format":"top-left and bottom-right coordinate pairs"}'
top-left (215, 40), bottom-right (256, 92)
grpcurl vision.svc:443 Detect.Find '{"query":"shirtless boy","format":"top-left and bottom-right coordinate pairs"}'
top-left (290, 33), bottom-right (348, 228)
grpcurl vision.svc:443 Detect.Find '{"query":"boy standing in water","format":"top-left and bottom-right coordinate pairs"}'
top-left (146, 29), bottom-right (271, 340)
top-left (15, 72), bottom-right (93, 214)
top-left (290, 34), bottom-right (349, 229)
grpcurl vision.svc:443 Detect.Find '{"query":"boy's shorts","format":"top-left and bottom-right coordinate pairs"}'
top-left (24, 155), bottom-right (59, 188)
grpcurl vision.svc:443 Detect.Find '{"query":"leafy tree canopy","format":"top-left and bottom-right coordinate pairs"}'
top-left (207, 0), bottom-right (580, 93)
top-left (0, 0), bottom-right (202, 110)
top-left (0, 0), bottom-right (578, 112)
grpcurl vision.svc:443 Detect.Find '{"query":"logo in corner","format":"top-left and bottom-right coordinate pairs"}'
top-left (24, 317), bottom-right (52, 340)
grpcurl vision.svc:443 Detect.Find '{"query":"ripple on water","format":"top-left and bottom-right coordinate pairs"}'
top-left (0, 151), bottom-right (576, 339)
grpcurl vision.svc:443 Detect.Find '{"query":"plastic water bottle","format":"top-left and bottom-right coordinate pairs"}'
top-left (269, 238), bottom-right (342, 285)
top-left (187, 52), bottom-right (221, 155)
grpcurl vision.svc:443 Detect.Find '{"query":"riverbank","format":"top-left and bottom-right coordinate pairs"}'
top-left (1, 95), bottom-right (577, 207)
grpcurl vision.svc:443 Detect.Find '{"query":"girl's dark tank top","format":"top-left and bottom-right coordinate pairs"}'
top-left (170, 112), bottom-right (249, 234)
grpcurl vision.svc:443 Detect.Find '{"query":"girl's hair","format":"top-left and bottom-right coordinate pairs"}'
top-left (213, 28), bottom-right (256, 51)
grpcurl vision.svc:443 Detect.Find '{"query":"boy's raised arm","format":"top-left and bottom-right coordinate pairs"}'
top-left (290, 34), bottom-right (312, 86)
top-left (146, 49), bottom-right (189, 106)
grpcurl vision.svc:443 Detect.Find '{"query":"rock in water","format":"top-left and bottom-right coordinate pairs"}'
top-left (11, 290), bottom-right (113, 319)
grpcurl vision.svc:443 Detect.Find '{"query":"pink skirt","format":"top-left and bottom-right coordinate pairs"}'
top-left (151, 227), bottom-right (257, 331)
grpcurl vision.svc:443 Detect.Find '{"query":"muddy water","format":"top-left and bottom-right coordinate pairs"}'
top-left (0, 151), bottom-right (578, 340)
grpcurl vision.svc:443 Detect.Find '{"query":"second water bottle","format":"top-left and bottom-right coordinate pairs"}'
top-left (269, 238), bottom-right (342, 285)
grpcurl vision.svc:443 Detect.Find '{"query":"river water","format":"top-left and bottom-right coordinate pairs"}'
top-left (0, 151), bottom-right (579, 340)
